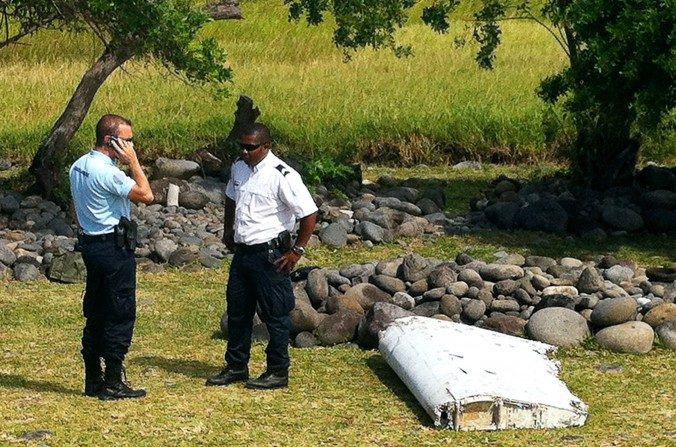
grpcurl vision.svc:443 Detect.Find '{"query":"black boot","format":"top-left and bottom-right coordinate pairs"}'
top-left (245, 369), bottom-right (288, 390)
top-left (205, 365), bottom-right (249, 386)
top-left (99, 360), bottom-right (146, 401)
top-left (83, 356), bottom-right (104, 397)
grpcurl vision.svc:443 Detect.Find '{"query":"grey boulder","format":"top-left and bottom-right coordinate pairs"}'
top-left (154, 158), bottom-right (200, 180)
top-left (591, 297), bottom-right (638, 328)
top-left (316, 310), bottom-right (361, 346)
top-left (48, 252), bottom-right (86, 283)
top-left (356, 302), bottom-right (414, 349)
top-left (526, 307), bottom-right (590, 348)
top-left (595, 321), bottom-right (654, 354)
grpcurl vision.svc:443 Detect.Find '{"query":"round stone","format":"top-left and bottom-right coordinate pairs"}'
top-left (294, 331), bottom-right (318, 348)
top-left (440, 294), bottom-right (462, 317)
top-left (591, 297), bottom-right (638, 328)
top-left (642, 303), bottom-right (676, 328)
top-left (526, 307), bottom-right (590, 347)
top-left (603, 265), bottom-right (635, 285)
top-left (457, 268), bottom-right (483, 287)
top-left (462, 299), bottom-right (486, 321)
top-left (479, 264), bottom-right (524, 282)
top-left (655, 322), bottom-right (676, 350)
top-left (389, 292), bottom-right (415, 310)
top-left (595, 321), bottom-right (654, 354)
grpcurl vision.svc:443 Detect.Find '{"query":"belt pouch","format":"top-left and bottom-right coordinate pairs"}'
top-left (278, 230), bottom-right (291, 252)
top-left (114, 223), bottom-right (125, 249)
top-left (124, 220), bottom-right (138, 250)
top-left (75, 228), bottom-right (85, 252)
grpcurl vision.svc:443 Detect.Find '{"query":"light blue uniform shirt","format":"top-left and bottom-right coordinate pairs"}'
top-left (69, 150), bottom-right (136, 235)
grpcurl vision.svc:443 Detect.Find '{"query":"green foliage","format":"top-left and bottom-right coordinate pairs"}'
top-left (303, 154), bottom-right (355, 185)
top-left (536, 0), bottom-right (675, 129)
top-left (287, 0), bottom-right (419, 57)
top-left (284, 0), bottom-right (675, 187)
top-left (0, 0), bottom-right (232, 91)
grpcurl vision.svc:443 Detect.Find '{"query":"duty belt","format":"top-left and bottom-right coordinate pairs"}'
top-left (234, 238), bottom-right (280, 253)
top-left (81, 232), bottom-right (115, 243)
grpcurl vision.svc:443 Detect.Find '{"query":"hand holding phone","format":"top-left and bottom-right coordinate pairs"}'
top-left (108, 136), bottom-right (124, 154)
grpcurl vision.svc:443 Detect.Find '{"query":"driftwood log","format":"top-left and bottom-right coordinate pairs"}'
top-left (192, 94), bottom-right (260, 176)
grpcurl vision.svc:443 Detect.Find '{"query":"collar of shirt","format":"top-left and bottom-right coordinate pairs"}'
top-left (250, 151), bottom-right (278, 173)
top-left (89, 149), bottom-right (114, 166)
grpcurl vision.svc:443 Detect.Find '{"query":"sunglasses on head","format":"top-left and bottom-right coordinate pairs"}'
top-left (238, 141), bottom-right (267, 151)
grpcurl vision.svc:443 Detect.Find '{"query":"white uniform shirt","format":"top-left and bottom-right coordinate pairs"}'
top-left (225, 151), bottom-right (317, 245)
top-left (69, 150), bottom-right (136, 235)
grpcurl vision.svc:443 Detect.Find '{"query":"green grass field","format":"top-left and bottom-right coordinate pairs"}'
top-left (1, 229), bottom-right (675, 446)
top-left (1, 2), bottom-right (674, 445)
top-left (0, 0), bottom-right (616, 166)
top-left (1, 165), bottom-right (675, 446)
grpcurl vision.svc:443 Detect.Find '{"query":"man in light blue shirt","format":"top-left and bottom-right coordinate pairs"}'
top-left (69, 114), bottom-right (153, 401)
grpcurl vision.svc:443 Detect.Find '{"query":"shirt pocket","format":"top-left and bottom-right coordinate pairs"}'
top-left (240, 190), bottom-right (277, 221)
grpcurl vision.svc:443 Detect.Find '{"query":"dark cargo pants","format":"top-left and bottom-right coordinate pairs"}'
top-left (80, 236), bottom-right (137, 364)
top-left (225, 246), bottom-right (295, 371)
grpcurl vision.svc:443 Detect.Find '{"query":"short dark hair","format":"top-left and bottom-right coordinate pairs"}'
top-left (95, 114), bottom-right (132, 146)
top-left (241, 122), bottom-right (271, 144)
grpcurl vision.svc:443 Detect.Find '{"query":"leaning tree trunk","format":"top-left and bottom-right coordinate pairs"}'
top-left (29, 45), bottom-right (135, 198)
top-left (575, 108), bottom-right (639, 190)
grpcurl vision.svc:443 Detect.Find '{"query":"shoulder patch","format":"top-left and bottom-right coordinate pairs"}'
top-left (113, 173), bottom-right (126, 185)
top-left (275, 164), bottom-right (290, 177)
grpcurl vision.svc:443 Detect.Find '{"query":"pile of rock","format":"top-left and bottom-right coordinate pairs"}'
top-left (473, 164), bottom-right (676, 237)
top-left (230, 252), bottom-right (676, 353)
top-left (1, 157), bottom-right (674, 284)
top-left (0, 159), bottom-right (490, 283)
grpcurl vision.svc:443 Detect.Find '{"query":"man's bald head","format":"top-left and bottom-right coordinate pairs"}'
top-left (96, 114), bottom-right (132, 147)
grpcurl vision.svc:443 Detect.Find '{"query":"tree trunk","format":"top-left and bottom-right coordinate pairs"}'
top-left (575, 109), bottom-right (639, 189)
top-left (29, 45), bottom-right (134, 198)
top-left (226, 94), bottom-right (261, 143)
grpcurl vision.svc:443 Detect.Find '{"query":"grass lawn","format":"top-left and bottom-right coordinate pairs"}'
top-left (1, 227), bottom-right (674, 446)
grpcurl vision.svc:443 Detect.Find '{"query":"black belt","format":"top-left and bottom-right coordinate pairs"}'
top-left (234, 239), bottom-right (280, 253)
top-left (81, 232), bottom-right (115, 243)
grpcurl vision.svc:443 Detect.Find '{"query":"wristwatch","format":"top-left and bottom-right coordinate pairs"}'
top-left (291, 245), bottom-right (306, 256)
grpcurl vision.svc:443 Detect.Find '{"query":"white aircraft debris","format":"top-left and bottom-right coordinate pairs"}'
top-left (379, 316), bottom-right (588, 431)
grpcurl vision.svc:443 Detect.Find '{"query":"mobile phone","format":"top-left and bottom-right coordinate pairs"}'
top-left (108, 136), bottom-right (124, 154)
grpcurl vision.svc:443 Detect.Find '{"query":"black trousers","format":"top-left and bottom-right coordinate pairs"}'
top-left (225, 247), bottom-right (295, 371)
top-left (80, 237), bottom-right (137, 364)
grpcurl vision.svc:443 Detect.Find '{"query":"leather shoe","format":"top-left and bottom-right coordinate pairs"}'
top-left (84, 378), bottom-right (104, 397)
top-left (245, 370), bottom-right (288, 390)
top-left (99, 381), bottom-right (146, 401)
top-left (205, 366), bottom-right (249, 386)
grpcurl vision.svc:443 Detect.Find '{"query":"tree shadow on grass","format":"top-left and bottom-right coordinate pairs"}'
top-left (133, 356), bottom-right (215, 379)
top-left (0, 372), bottom-right (80, 396)
top-left (365, 355), bottom-right (431, 427)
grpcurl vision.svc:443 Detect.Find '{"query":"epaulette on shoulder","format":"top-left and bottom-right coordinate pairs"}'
top-left (275, 164), bottom-right (290, 177)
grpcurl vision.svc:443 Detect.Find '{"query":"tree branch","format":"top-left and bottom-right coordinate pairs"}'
top-left (499, 14), bottom-right (570, 57)
top-left (0, 14), bottom-right (58, 50)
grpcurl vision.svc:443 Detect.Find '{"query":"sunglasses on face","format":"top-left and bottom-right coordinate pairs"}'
top-left (109, 135), bottom-right (134, 143)
top-left (238, 141), bottom-right (267, 151)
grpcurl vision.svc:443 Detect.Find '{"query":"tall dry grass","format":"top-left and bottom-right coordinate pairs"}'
top-left (0, 1), bottom-right (671, 165)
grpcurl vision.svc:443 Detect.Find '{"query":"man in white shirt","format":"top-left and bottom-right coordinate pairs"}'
top-left (206, 123), bottom-right (318, 390)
